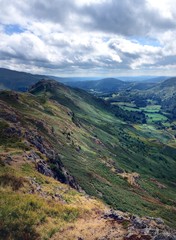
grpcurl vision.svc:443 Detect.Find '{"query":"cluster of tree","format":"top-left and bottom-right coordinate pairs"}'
top-left (161, 94), bottom-right (176, 120)
top-left (94, 97), bottom-right (147, 124)
top-left (110, 105), bottom-right (146, 124)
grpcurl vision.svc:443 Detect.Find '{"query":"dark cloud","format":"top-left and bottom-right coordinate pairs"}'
top-left (27, 0), bottom-right (75, 23)
top-left (79, 0), bottom-right (176, 36)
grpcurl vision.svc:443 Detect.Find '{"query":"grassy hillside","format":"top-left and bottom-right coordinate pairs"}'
top-left (0, 89), bottom-right (119, 240)
top-left (29, 80), bottom-right (176, 227)
top-left (0, 80), bottom-right (176, 240)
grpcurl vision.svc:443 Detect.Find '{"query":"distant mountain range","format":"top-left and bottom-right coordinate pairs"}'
top-left (65, 77), bottom-right (168, 93)
top-left (117, 76), bottom-right (168, 82)
top-left (0, 68), bottom-right (172, 92)
top-left (66, 78), bottom-right (131, 93)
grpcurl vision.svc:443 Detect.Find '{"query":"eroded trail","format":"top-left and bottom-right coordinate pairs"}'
top-left (52, 210), bottom-right (126, 240)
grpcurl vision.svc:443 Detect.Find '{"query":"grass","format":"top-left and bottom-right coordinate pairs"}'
top-left (140, 105), bottom-right (161, 113)
top-left (0, 173), bottom-right (25, 190)
top-left (0, 191), bottom-right (80, 240)
top-left (146, 113), bottom-right (168, 123)
top-left (109, 101), bottom-right (168, 124)
top-left (0, 159), bottom-right (84, 240)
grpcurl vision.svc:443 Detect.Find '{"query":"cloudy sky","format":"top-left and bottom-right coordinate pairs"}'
top-left (0, 0), bottom-right (176, 76)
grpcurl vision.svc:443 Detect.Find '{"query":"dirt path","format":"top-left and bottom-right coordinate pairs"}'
top-left (52, 211), bottom-right (127, 240)
top-left (119, 172), bottom-right (140, 188)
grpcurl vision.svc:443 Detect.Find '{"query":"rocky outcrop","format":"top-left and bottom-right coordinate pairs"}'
top-left (127, 215), bottom-right (176, 240)
top-left (103, 209), bottom-right (125, 222)
top-left (37, 160), bottom-right (54, 177)
top-left (154, 233), bottom-right (176, 240)
top-left (23, 129), bottom-right (83, 191)
top-left (4, 127), bottom-right (22, 138)
top-left (102, 211), bottom-right (176, 240)
top-left (61, 167), bottom-right (84, 192)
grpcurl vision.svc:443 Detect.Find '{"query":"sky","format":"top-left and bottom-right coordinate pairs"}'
top-left (0, 0), bottom-right (176, 77)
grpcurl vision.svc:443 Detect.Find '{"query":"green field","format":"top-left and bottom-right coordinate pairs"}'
top-left (111, 101), bottom-right (168, 124)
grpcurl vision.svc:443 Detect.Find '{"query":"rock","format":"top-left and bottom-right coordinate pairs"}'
top-left (4, 156), bottom-right (13, 165)
top-left (35, 120), bottom-right (47, 132)
top-left (125, 233), bottom-right (151, 240)
top-left (154, 233), bottom-right (176, 240)
top-left (37, 161), bottom-right (54, 177)
top-left (4, 127), bottom-right (22, 137)
top-left (103, 209), bottom-right (124, 222)
top-left (46, 149), bottom-right (56, 159)
top-left (36, 186), bottom-right (41, 192)
top-left (0, 112), bottom-right (18, 123)
top-left (131, 216), bottom-right (148, 229)
top-left (149, 228), bottom-right (159, 237)
top-left (62, 167), bottom-right (84, 192)
top-left (115, 167), bottom-right (124, 174)
top-left (67, 111), bottom-right (74, 117)
top-left (26, 151), bottom-right (40, 162)
top-left (25, 131), bottom-right (47, 154)
top-left (75, 146), bottom-right (81, 152)
top-left (155, 218), bottom-right (164, 225)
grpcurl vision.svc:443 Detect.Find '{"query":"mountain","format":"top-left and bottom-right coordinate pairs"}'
top-left (105, 77), bottom-right (176, 120)
top-left (1, 79), bottom-right (176, 240)
top-left (138, 77), bottom-right (176, 118)
top-left (0, 68), bottom-right (170, 93)
top-left (66, 77), bottom-right (131, 93)
top-left (0, 68), bottom-right (49, 91)
top-left (117, 76), bottom-right (168, 83)
top-left (152, 77), bottom-right (176, 118)
top-left (147, 77), bottom-right (176, 95)
top-left (141, 76), bottom-right (169, 83)
top-left (65, 77), bottom-right (160, 94)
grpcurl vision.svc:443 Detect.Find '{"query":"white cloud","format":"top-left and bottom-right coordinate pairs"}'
top-left (0, 0), bottom-right (176, 76)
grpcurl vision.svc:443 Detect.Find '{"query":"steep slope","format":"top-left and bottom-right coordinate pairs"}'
top-left (152, 78), bottom-right (176, 118)
top-left (0, 90), bottom-right (127, 240)
top-left (146, 78), bottom-right (176, 118)
top-left (0, 80), bottom-right (176, 239)
top-left (29, 80), bottom-right (176, 226)
top-left (148, 77), bottom-right (176, 100)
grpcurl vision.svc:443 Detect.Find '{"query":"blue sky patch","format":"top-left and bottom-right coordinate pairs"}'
top-left (129, 37), bottom-right (161, 47)
top-left (4, 24), bottom-right (25, 35)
